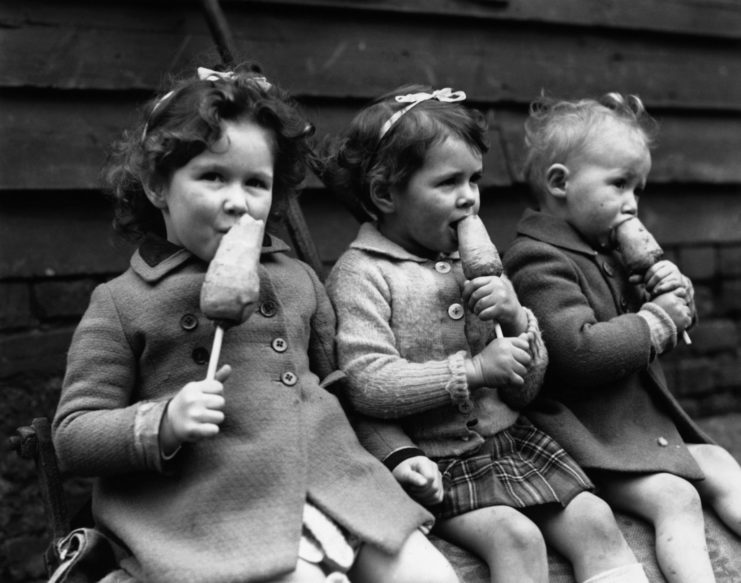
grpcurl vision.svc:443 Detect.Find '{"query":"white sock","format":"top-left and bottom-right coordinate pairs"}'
top-left (582, 563), bottom-right (649, 583)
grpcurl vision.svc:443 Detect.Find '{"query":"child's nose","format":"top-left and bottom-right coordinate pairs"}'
top-left (223, 186), bottom-right (248, 216)
top-left (456, 183), bottom-right (478, 208)
top-left (622, 191), bottom-right (639, 214)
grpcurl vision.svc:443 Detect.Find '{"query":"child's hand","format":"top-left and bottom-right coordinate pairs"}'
top-left (467, 334), bottom-right (532, 388)
top-left (635, 260), bottom-right (685, 296)
top-left (651, 292), bottom-right (692, 332)
top-left (391, 455), bottom-right (444, 506)
top-left (160, 364), bottom-right (231, 454)
top-left (462, 276), bottom-right (528, 333)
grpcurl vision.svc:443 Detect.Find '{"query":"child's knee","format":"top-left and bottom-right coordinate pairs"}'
top-left (566, 494), bottom-right (626, 547)
top-left (489, 507), bottom-right (545, 554)
top-left (656, 475), bottom-right (703, 519)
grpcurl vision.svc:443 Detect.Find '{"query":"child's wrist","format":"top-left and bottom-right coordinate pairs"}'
top-left (464, 356), bottom-right (484, 389)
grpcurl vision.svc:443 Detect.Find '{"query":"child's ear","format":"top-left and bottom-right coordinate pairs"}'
top-left (545, 164), bottom-right (569, 199)
top-left (144, 183), bottom-right (168, 209)
top-left (369, 181), bottom-right (396, 215)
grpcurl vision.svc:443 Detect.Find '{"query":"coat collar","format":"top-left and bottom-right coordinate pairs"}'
top-left (131, 233), bottom-right (291, 283)
top-left (516, 208), bottom-right (598, 258)
top-left (350, 222), bottom-right (459, 263)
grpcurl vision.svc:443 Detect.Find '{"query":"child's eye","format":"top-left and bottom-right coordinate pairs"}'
top-left (201, 172), bottom-right (224, 183)
top-left (470, 172), bottom-right (483, 185)
top-left (246, 177), bottom-right (268, 189)
top-left (613, 179), bottom-right (627, 189)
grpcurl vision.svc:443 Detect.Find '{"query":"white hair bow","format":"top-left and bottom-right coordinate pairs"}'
top-left (378, 87), bottom-right (467, 141)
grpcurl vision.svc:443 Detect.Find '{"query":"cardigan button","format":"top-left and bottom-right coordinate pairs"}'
top-left (448, 303), bottom-right (464, 320)
top-left (260, 301), bottom-right (278, 318)
top-left (272, 337), bottom-right (288, 353)
top-left (192, 346), bottom-right (209, 365)
top-left (281, 371), bottom-right (298, 386)
top-left (180, 313), bottom-right (198, 331)
top-left (657, 436), bottom-right (669, 447)
top-left (435, 261), bottom-right (451, 274)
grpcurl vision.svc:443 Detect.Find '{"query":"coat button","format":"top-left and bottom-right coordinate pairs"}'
top-left (281, 371), bottom-right (298, 386)
top-left (448, 303), bottom-right (464, 320)
top-left (260, 301), bottom-right (277, 317)
top-left (180, 313), bottom-right (198, 331)
top-left (272, 337), bottom-right (288, 353)
top-left (602, 262), bottom-right (615, 277)
top-left (435, 261), bottom-right (451, 274)
top-left (192, 346), bottom-right (209, 365)
top-left (466, 418), bottom-right (479, 428)
top-left (457, 399), bottom-right (474, 414)
top-left (657, 436), bottom-right (669, 447)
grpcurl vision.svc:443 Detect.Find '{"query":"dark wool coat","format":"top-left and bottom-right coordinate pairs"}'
top-left (504, 209), bottom-right (712, 479)
top-left (53, 236), bottom-right (431, 583)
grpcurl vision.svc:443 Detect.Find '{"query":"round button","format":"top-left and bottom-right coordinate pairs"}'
top-left (601, 262), bottom-right (614, 277)
top-left (457, 399), bottom-right (474, 414)
top-left (272, 337), bottom-right (288, 353)
top-left (448, 303), bottom-right (464, 320)
top-left (192, 346), bottom-right (209, 365)
top-left (657, 436), bottom-right (669, 447)
top-left (260, 301), bottom-right (277, 318)
top-left (435, 261), bottom-right (451, 274)
top-left (180, 313), bottom-right (198, 331)
top-left (281, 371), bottom-right (298, 386)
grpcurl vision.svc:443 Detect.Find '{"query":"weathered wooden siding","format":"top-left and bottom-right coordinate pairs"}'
top-left (1, 1), bottom-right (740, 580)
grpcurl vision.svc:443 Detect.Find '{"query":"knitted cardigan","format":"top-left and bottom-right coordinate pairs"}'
top-left (326, 222), bottom-right (548, 461)
top-left (505, 209), bottom-right (712, 478)
top-left (53, 235), bottom-right (432, 583)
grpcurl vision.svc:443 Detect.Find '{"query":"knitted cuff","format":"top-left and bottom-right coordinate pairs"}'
top-left (446, 351), bottom-right (474, 414)
top-left (638, 302), bottom-right (678, 356)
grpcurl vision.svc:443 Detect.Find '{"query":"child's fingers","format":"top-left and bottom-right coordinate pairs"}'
top-left (214, 364), bottom-right (232, 382)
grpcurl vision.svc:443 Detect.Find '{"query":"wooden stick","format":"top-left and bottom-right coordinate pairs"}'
top-left (206, 325), bottom-right (225, 380)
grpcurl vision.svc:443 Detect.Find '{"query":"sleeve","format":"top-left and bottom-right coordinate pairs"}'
top-left (505, 239), bottom-right (652, 396)
top-left (52, 284), bottom-right (170, 477)
top-left (326, 256), bottom-right (468, 419)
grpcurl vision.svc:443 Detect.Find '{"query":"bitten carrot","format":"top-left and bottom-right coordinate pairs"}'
top-left (612, 217), bottom-right (691, 345)
top-left (200, 214), bottom-right (265, 378)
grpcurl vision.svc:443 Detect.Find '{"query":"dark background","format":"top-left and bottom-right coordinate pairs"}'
top-left (2, 1), bottom-right (741, 581)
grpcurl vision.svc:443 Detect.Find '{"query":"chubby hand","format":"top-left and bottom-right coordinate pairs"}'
top-left (160, 364), bottom-right (230, 454)
top-left (635, 260), bottom-right (685, 296)
top-left (651, 291), bottom-right (692, 332)
top-left (392, 455), bottom-right (444, 506)
top-left (467, 334), bottom-right (532, 389)
top-left (462, 276), bottom-right (528, 333)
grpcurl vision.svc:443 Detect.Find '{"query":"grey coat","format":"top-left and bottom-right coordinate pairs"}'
top-left (505, 210), bottom-right (711, 479)
top-left (53, 235), bottom-right (431, 583)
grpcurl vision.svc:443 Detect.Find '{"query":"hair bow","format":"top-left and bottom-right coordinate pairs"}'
top-left (378, 87), bottom-right (467, 141)
top-left (197, 66), bottom-right (272, 90)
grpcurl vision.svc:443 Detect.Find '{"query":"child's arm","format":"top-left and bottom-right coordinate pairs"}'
top-left (328, 260), bottom-right (530, 418)
top-left (506, 240), bottom-right (653, 393)
top-left (53, 285), bottom-right (175, 476)
top-left (639, 259), bottom-right (697, 327)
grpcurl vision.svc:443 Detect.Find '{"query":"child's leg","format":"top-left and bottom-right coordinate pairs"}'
top-left (350, 529), bottom-right (459, 583)
top-left (434, 505), bottom-right (548, 583)
top-left (270, 559), bottom-right (327, 583)
top-left (598, 472), bottom-right (714, 583)
top-left (688, 443), bottom-right (741, 535)
top-left (526, 491), bottom-right (643, 583)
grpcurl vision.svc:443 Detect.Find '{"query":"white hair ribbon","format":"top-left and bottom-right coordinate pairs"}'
top-left (378, 87), bottom-right (467, 141)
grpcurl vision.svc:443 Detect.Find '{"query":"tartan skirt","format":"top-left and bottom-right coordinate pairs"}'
top-left (434, 416), bottom-right (594, 519)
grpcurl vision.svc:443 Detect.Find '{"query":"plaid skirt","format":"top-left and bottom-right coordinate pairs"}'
top-left (434, 417), bottom-right (594, 519)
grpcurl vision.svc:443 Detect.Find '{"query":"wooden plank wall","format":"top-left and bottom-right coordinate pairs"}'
top-left (1, 1), bottom-right (740, 579)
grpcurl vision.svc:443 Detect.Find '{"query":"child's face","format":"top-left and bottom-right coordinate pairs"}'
top-left (382, 135), bottom-right (483, 258)
top-left (154, 119), bottom-right (275, 262)
top-left (562, 118), bottom-right (651, 248)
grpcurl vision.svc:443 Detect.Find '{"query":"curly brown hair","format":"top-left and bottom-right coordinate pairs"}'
top-left (104, 63), bottom-right (314, 241)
